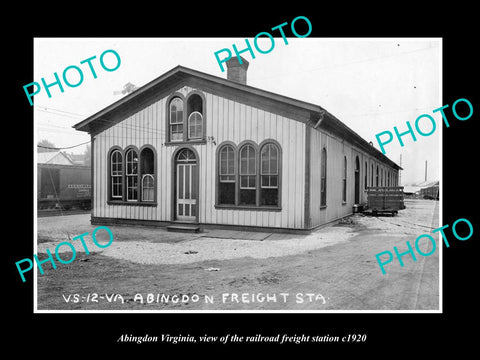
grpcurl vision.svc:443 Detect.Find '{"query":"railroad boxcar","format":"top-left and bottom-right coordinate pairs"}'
top-left (37, 164), bottom-right (91, 210)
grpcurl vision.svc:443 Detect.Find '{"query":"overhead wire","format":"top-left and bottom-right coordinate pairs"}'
top-left (37, 141), bottom-right (91, 150)
top-left (36, 105), bottom-right (86, 118)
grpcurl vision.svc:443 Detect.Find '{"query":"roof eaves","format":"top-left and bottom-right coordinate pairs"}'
top-left (323, 111), bottom-right (402, 170)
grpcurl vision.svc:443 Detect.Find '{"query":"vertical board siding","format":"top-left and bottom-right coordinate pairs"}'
top-left (309, 128), bottom-right (399, 228)
top-left (93, 85), bottom-right (305, 229)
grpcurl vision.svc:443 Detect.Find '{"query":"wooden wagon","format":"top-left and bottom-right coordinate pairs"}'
top-left (366, 186), bottom-right (404, 216)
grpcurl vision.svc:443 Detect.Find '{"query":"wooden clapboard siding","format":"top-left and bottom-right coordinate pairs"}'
top-left (92, 85), bottom-right (306, 229)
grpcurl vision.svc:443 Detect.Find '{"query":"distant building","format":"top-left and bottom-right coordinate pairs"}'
top-left (403, 180), bottom-right (439, 199)
top-left (68, 153), bottom-right (90, 166)
top-left (418, 181), bottom-right (439, 200)
top-left (37, 151), bottom-right (74, 165)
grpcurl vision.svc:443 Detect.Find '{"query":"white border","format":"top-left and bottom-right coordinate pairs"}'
top-left (33, 37), bottom-right (443, 314)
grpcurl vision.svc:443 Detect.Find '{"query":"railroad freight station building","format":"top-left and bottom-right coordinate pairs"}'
top-left (74, 57), bottom-right (401, 233)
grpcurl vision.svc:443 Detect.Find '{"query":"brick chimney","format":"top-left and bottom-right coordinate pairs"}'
top-left (226, 56), bottom-right (249, 85)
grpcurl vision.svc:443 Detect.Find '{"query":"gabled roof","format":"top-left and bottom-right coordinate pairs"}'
top-left (73, 65), bottom-right (401, 170)
top-left (73, 65), bottom-right (321, 132)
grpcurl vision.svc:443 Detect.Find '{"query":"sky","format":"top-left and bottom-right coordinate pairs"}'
top-left (33, 37), bottom-right (441, 185)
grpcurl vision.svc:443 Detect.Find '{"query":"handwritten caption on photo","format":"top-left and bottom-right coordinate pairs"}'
top-left (61, 291), bottom-right (327, 306)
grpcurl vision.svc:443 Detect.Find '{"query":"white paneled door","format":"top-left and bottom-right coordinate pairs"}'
top-left (175, 149), bottom-right (197, 221)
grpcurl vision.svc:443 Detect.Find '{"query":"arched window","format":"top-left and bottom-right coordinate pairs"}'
top-left (342, 156), bottom-right (347, 203)
top-left (260, 143), bottom-right (279, 206)
top-left (177, 148), bottom-right (196, 162)
top-left (188, 112), bottom-right (203, 139)
top-left (169, 97), bottom-right (184, 141)
top-left (239, 144), bottom-right (256, 205)
top-left (166, 92), bottom-right (206, 144)
top-left (216, 140), bottom-right (282, 209)
top-left (110, 149), bottom-right (123, 199)
top-left (126, 148), bottom-right (138, 201)
top-left (321, 148), bottom-right (327, 207)
top-left (140, 147), bottom-right (155, 202)
top-left (107, 146), bottom-right (157, 204)
top-left (142, 175), bottom-right (154, 201)
top-left (187, 94), bottom-right (204, 140)
top-left (218, 144), bottom-right (236, 205)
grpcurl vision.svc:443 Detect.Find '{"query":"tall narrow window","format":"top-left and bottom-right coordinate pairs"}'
top-left (187, 94), bottom-right (203, 140)
top-left (219, 145), bottom-right (235, 205)
top-left (321, 148), bottom-right (327, 207)
top-left (239, 144), bottom-right (256, 205)
top-left (376, 165), bottom-right (379, 187)
top-left (342, 156), bottom-right (347, 203)
top-left (371, 163), bottom-right (374, 187)
top-left (110, 150), bottom-right (123, 199)
top-left (169, 97), bottom-right (183, 141)
top-left (126, 149), bottom-right (138, 201)
top-left (142, 175), bottom-right (154, 201)
top-left (364, 161), bottom-right (368, 189)
top-left (140, 147), bottom-right (155, 202)
top-left (260, 143), bottom-right (279, 206)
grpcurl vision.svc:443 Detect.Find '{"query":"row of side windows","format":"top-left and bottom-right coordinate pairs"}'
top-left (109, 146), bottom-right (156, 203)
top-left (107, 140), bottom-right (282, 208)
top-left (365, 162), bottom-right (397, 188)
top-left (108, 145), bottom-right (396, 207)
top-left (320, 150), bottom-right (398, 208)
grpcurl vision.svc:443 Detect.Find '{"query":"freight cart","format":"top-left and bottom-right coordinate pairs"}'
top-left (366, 186), bottom-right (405, 216)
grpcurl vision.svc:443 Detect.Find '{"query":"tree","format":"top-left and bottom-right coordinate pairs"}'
top-left (37, 139), bottom-right (57, 153)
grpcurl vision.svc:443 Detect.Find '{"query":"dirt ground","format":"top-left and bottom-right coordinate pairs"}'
top-left (35, 199), bottom-right (439, 311)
